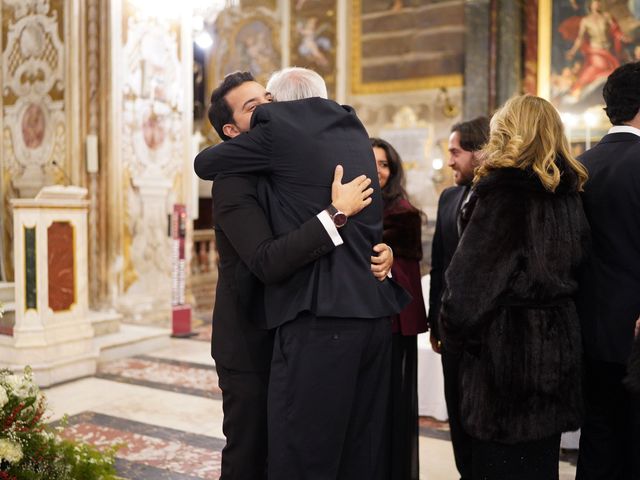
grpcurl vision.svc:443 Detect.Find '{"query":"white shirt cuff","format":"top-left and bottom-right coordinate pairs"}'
top-left (317, 210), bottom-right (344, 246)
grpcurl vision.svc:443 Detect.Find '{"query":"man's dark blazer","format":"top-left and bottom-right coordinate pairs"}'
top-left (195, 97), bottom-right (409, 328)
top-left (577, 132), bottom-right (640, 365)
top-left (428, 185), bottom-right (469, 340)
top-left (211, 174), bottom-right (337, 371)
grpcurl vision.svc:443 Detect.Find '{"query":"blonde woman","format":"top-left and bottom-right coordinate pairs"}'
top-left (440, 95), bottom-right (590, 479)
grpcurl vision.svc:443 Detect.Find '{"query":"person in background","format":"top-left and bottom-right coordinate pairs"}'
top-left (371, 138), bottom-right (427, 480)
top-left (428, 116), bottom-right (489, 480)
top-left (441, 94), bottom-right (589, 479)
top-left (575, 61), bottom-right (640, 479)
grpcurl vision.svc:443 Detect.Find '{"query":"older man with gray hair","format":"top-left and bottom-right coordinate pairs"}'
top-left (266, 66), bottom-right (328, 101)
top-left (195, 67), bottom-right (409, 480)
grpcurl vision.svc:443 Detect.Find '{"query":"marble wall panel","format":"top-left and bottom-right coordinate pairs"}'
top-left (47, 221), bottom-right (75, 312)
top-left (24, 226), bottom-right (37, 310)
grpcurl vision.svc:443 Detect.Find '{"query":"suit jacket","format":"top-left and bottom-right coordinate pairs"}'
top-left (195, 98), bottom-right (409, 328)
top-left (577, 132), bottom-right (640, 365)
top-left (428, 185), bottom-right (469, 341)
top-left (211, 174), bottom-right (336, 371)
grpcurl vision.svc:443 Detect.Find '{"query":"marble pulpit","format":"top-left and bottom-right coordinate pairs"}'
top-left (0, 186), bottom-right (96, 386)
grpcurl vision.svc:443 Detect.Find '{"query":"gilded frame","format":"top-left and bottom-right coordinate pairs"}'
top-left (350, 0), bottom-right (463, 95)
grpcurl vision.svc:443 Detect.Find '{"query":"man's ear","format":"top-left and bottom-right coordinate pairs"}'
top-left (222, 123), bottom-right (240, 139)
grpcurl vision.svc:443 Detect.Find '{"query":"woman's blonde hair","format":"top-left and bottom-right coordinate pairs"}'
top-left (475, 94), bottom-right (588, 191)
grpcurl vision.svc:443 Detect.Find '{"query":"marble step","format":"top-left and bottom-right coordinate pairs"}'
top-left (0, 282), bottom-right (14, 303)
top-left (94, 323), bottom-right (171, 364)
top-left (89, 310), bottom-right (122, 336)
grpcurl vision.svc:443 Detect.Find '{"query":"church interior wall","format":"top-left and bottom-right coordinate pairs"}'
top-left (14, 0), bottom-right (637, 349)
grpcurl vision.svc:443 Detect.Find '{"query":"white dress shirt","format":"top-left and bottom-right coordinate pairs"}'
top-left (608, 125), bottom-right (640, 138)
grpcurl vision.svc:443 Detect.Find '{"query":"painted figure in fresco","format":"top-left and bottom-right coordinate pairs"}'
top-left (564, 1), bottom-right (626, 100)
top-left (297, 17), bottom-right (331, 67)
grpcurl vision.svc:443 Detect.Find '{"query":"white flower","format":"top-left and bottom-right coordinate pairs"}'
top-left (0, 438), bottom-right (23, 463)
top-left (0, 386), bottom-right (8, 408)
top-left (3, 373), bottom-right (36, 399)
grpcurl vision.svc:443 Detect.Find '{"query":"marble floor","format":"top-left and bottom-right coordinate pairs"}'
top-left (44, 329), bottom-right (578, 480)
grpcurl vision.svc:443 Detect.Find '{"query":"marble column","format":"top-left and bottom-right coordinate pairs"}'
top-left (496, 0), bottom-right (523, 108)
top-left (463, 0), bottom-right (491, 119)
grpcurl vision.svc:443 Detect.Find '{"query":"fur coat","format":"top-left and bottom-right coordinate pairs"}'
top-left (440, 165), bottom-right (590, 444)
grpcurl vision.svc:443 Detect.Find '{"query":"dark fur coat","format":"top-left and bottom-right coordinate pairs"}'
top-left (440, 165), bottom-right (590, 444)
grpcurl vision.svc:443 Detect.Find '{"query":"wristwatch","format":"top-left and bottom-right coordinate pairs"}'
top-left (326, 204), bottom-right (347, 228)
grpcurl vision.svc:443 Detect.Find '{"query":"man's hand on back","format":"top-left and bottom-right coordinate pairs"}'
top-left (331, 165), bottom-right (373, 216)
top-left (370, 243), bottom-right (392, 282)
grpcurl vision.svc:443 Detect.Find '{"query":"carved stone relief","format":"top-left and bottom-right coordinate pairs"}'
top-left (1, 0), bottom-right (66, 198)
top-left (117, 9), bottom-right (188, 323)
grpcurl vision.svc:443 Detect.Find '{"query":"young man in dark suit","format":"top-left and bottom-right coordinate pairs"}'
top-left (428, 116), bottom-right (489, 480)
top-left (204, 71), bottom-right (393, 480)
top-left (195, 68), bottom-right (409, 480)
top-left (576, 61), bottom-right (640, 480)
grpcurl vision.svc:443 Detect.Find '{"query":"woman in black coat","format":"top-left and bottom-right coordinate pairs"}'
top-left (440, 94), bottom-right (590, 479)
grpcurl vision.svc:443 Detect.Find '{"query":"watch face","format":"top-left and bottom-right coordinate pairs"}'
top-left (333, 212), bottom-right (347, 228)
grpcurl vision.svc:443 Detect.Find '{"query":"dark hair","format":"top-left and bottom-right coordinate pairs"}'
top-left (207, 71), bottom-right (255, 141)
top-left (371, 137), bottom-right (409, 206)
top-left (450, 116), bottom-right (490, 152)
top-left (603, 61), bottom-right (640, 125)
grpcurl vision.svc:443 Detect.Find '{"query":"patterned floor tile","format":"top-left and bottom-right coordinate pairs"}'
top-left (97, 356), bottom-right (221, 400)
top-left (59, 412), bottom-right (225, 480)
top-left (419, 416), bottom-right (451, 441)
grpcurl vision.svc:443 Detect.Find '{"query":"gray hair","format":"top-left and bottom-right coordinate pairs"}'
top-left (266, 67), bottom-right (328, 102)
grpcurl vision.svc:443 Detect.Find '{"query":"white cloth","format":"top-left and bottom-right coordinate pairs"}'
top-left (417, 275), bottom-right (448, 420)
top-left (316, 210), bottom-right (343, 246)
top-left (608, 125), bottom-right (640, 137)
top-left (561, 430), bottom-right (580, 450)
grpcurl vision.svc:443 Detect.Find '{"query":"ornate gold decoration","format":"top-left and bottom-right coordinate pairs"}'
top-left (121, 166), bottom-right (138, 292)
top-left (537, 0), bottom-right (551, 100)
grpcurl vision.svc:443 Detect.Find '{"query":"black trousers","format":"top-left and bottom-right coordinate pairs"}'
top-left (442, 350), bottom-right (473, 480)
top-left (472, 434), bottom-right (561, 480)
top-left (217, 365), bottom-right (269, 480)
top-left (576, 357), bottom-right (640, 480)
top-left (390, 333), bottom-right (419, 480)
top-left (268, 314), bottom-right (391, 480)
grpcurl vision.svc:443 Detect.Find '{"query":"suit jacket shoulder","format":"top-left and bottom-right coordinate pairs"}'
top-left (577, 132), bottom-right (640, 364)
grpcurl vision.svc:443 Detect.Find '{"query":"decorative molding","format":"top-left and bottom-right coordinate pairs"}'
top-left (86, 0), bottom-right (101, 306)
top-left (1, 0), bottom-right (67, 198)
